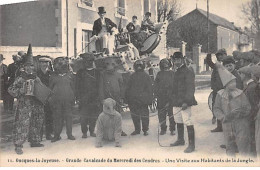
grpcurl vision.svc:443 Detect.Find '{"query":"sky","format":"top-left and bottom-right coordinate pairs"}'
top-left (0, 0), bottom-right (252, 27)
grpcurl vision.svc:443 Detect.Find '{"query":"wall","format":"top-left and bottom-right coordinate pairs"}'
top-left (0, 0), bottom-right (58, 47)
top-left (217, 26), bottom-right (239, 55)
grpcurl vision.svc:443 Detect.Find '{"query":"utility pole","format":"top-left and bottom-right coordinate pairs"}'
top-left (207, 0), bottom-right (209, 53)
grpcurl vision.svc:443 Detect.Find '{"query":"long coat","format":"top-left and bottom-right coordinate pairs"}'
top-left (154, 70), bottom-right (174, 109)
top-left (8, 74), bottom-right (44, 146)
top-left (171, 65), bottom-right (197, 107)
top-left (0, 64), bottom-right (8, 100)
top-left (92, 18), bottom-right (117, 36)
top-left (76, 68), bottom-right (102, 117)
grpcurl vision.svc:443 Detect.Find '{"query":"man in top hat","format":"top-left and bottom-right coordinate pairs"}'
top-left (141, 12), bottom-right (155, 32)
top-left (222, 56), bottom-right (243, 90)
top-left (92, 6), bottom-right (117, 54)
top-left (206, 49), bottom-right (227, 132)
top-left (213, 64), bottom-right (251, 157)
top-left (37, 57), bottom-right (54, 140)
top-left (76, 52), bottom-right (102, 138)
top-left (0, 54), bottom-right (8, 113)
top-left (170, 52), bottom-right (197, 153)
top-left (6, 54), bottom-right (22, 114)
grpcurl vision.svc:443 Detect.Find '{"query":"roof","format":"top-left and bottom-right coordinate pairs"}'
top-left (196, 9), bottom-right (237, 30)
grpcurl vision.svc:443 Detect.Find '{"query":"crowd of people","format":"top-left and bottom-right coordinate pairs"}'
top-left (206, 48), bottom-right (260, 158)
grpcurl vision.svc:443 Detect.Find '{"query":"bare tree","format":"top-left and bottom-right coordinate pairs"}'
top-left (241, 0), bottom-right (260, 49)
top-left (157, 0), bottom-right (182, 23)
top-left (241, 0), bottom-right (260, 33)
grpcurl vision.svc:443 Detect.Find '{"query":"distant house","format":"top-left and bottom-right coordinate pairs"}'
top-left (0, 0), bottom-right (158, 64)
top-left (167, 8), bottom-right (252, 55)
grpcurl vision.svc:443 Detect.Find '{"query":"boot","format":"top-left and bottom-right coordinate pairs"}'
top-left (170, 123), bottom-right (185, 146)
top-left (68, 135), bottom-right (76, 140)
top-left (51, 136), bottom-right (61, 143)
top-left (131, 131), bottom-right (140, 136)
top-left (30, 143), bottom-right (44, 147)
top-left (211, 120), bottom-right (223, 132)
top-left (184, 125), bottom-right (195, 153)
top-left (90, 132), bottom-right (96, 137)
top-left (160, 130), bottom-right (166, 135)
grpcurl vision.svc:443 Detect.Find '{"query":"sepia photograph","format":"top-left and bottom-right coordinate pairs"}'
top-left (0, 0), bottom-right (260, 167)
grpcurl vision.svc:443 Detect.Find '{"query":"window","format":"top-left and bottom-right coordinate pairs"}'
top-left (117, 0), bottom-right (126, 16)
top-left (143, 0), bottom-right (150, 15)
top-left (81, 0), bottom-right (93, 7)
top-left (82, 30), bottom-right (91, 53)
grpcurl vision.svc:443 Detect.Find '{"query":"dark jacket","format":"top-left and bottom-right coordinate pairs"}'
top-left (92, 18), bottom-right (117, 36)
top-left (154, 70), bottom-right (174, 109)
top-left (141, 19), bottom-right (155, 32)
top-left (244, 81), bottom-right (260, 121)
top-left (171, 65), bottom-right (197, 107)
top-left (7, 62), bottom-right (21, 87)
top-left (0, 64), bottom-right (8, 99)
top-left (205, 54), bottom-right (223, 92)
top-left (37, 70), bottom-right (53, 87)
top-left (125, 71), bottom-right (153, 106)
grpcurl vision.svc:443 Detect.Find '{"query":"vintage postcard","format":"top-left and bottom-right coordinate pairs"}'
top-left (0, 0), bottom-right (260, 167)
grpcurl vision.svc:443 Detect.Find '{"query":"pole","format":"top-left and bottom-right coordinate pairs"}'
top-left (66, 0), bottom-right (69, 57)
top-left (207, 0), bottom-right (209, 53)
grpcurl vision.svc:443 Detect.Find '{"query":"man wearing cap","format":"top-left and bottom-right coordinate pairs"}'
top-left (244, 65), bottom-right (260, 157)
top-left (37, 57), bottom-right (53, 140)
top-left (222, 56), bottom-right (243, 90)
top-left (76, 53), bottom-right (102, 138)
top-left (141, 12), bottom-right (155, 32)
top-left (213, 64), bottom-right (251, 157)
top-left (0, 54), bottom-right (8, 113)
top-left (92, 6), bottom-right (117, 54)
top-left (170, 52), bottom-right (197, 153)
top-left (6, 54), bottom-right (22, 114)
top-left (126, 16), bottom-right (141, 33)
top-left (206, 49), bottom-right (226, 132)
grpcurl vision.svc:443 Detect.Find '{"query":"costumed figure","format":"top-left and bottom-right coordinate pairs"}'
top-left (154, 58), bottom-right (175, 135)
top-left (141, 12), bottom-right (155, 33)
top-left (99, 57), bottom-right (127, 136)
top-left (95, 98), bottom-right (122, 148)
top-left (213, 63), bottom-right (251, 157)
top-left (170, 52), bottom-right (197, 153)
top-left (49, 56), bottom-right (76, 142)
top-left (76, 53), bottom-right (102, 138)
top-left (125, 60), bottom-right (153, 136)
top-left (37, 57), bottom-right (54, 140)
top-left (8, 44), bottom-right (45, 155)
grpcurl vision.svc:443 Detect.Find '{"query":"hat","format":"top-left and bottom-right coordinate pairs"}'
top-left (39, 57), bottom-right (52, 62)
top-left (145, 12), bottom-right (151, 17)
top-left (239, 66), bottom-right (251, 75)
top-left (217, 63), bottom-right (236, 86)
top-left (132, 15), bottom-right (137, 19)
top-left (18, 51), bottom-right (26, 57)
top-left (222, 56), bottom-right (235, 65)
top-left (0, 54), bottom-right (5, 61)
top-left (79, 52), bottom-right (95, 61)
top-left (250, 65), bottom-right (260, 78)
top-left (23, 44), bottom-right (34, 65)
top-left (171, 52), bottom-right (183, 59)
top-left (98, 6), bottom-right (106, 14)
top-left (215, 48), bottom-right (227, 56)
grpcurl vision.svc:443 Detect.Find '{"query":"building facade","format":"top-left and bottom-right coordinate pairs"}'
top-left (0, 0), bottom-right (158, 64)
top-left (167, 8), bottom-right (252, 55)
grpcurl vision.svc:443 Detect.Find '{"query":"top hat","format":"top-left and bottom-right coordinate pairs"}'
top-left (0, 54), bottom-right (5, 61)
top-left (217, 63), bottom-right (236, 87)
top-left (39, 57), bottom-right (52, 62)
top-left (145, 12), bottom-right (151, 17)
top-left (98, 6), bottom-right (106, 14)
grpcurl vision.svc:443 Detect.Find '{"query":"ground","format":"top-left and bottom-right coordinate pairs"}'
top-left (0, 88), bottom-right (259, 167)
